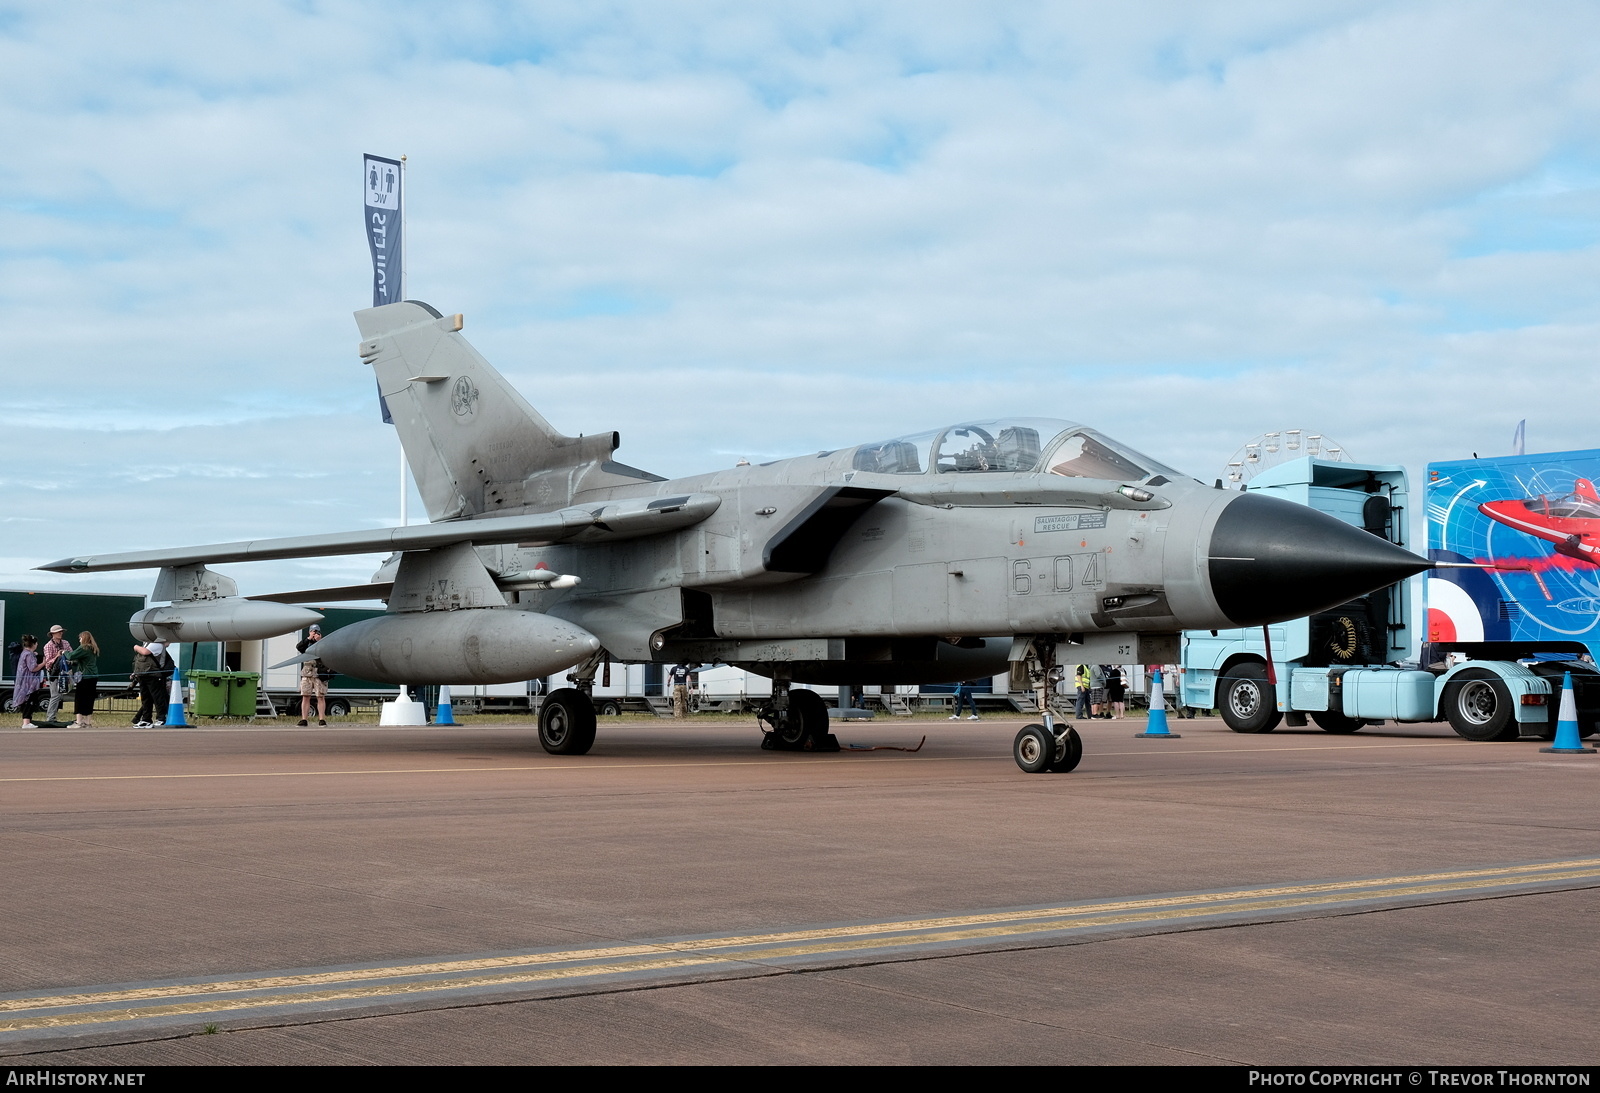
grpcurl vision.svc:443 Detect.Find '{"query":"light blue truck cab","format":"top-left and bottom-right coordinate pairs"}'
top-left (1180, 452), bottom-right (1600, 740)
top-left (1180, 457), bottom-right (1417, 733)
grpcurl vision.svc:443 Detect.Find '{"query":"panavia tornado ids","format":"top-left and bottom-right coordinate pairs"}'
top-left (42, 301), bottom-right (1430, 771)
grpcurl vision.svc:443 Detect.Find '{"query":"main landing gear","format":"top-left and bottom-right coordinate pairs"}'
top-left (1012, 636), bottom-right (1084, 774)
top-left (540, 649), bottom-right (605, 755)
top-left (758, 680), bottom-right (840, 752)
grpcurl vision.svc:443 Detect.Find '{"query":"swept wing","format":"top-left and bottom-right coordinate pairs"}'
top-left (39, 493), bottom-right (722, 573)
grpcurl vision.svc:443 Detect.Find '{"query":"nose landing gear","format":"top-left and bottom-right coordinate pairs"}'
top-left (1013, 719), bottom-right (1083, 773)
top-left (1012, 636), bottom-right (1084, 773)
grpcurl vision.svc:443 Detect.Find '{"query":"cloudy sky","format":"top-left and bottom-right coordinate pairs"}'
top-left (4, 1), bottom-right (1600, 599)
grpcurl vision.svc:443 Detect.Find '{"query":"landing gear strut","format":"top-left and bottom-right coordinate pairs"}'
top-left (758, 680), bottom-right (839, 752)
top-left (1012, 637), bottom-right (1083, 774)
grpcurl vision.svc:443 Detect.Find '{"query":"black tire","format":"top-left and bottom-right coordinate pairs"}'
top-left (539, 688), bottom-right (597, 755)
top-left (1014, 724), bottom-right (1054, 773)
top-left (1311, 710), bottom-right (1363, 734)
top-left (1048, 726), bottom-right (1084, 773)
top-left (326, 698), bottom-right (351, 718)
top-left (598, 700), bottom-right (622, 717)
top-left (761, 688), bottom-right (829, 751)
top-left (1441, 669), bottom-right (1519, 742)
top-left (1219, 662), bottom-right (1281, 734)
top-left (786, 688), bottom-right (828, 749)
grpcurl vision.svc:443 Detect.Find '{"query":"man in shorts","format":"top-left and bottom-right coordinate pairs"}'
top-left (296, 624), bottom-right (330, 726)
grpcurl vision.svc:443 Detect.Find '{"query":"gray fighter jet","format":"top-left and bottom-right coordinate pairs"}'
top-left (42, 301), bottom-right (1429, 771)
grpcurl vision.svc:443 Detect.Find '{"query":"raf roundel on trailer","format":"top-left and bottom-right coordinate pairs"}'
top-left (1427, 448), bottom-right (1600, 651)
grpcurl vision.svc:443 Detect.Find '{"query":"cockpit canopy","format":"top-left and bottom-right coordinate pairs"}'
top-left (1519, 493), bottom-right (1600, 521)
top-left (850, 418), bottom-right (1184, 481)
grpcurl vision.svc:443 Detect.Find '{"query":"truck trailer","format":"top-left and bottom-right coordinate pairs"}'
top-left (1181, 449), bottom-right (1600, 740)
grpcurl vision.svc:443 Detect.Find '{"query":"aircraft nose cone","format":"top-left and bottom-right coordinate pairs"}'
top-left (1207, 492), bottom-right (1430, 627)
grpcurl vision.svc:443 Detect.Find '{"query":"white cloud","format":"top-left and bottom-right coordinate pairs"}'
top-left (2, 1), bottom-right (1599, 598)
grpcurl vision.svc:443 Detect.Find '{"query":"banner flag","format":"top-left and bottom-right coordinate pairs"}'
top-left (1512, 418), bottom-right (1526, 457)
top-left (364, 154), bottom-right (403, 306)
top-left (364, 154), bottom-right (404, 423)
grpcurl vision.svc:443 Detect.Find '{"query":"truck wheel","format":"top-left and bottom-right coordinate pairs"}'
top-left (1311, 711), bottom-right (1363, 734)
top-left (1014, 725), bottom-right (1055, 773)
top-left (539, 688), bottom-right (597, 755)
top-left (326, 698), bottom-right (351, 718)
top-left (1219, 663), bottom-right (1281, 734)
top-left (1442, 669), bottom-right (1519, 742)
top-left (598, 699), bottom-right (622, 717)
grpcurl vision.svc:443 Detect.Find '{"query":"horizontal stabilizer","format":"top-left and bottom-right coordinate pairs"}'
top-left (39, 493), bottom-right (723, 573)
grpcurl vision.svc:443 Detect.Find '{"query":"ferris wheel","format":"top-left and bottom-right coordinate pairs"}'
top-left (1223, 430), bottom-right (1353, 486)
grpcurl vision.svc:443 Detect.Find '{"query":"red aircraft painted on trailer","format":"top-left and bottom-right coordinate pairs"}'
top-left (1479, 478), bottom-right (1600, 565)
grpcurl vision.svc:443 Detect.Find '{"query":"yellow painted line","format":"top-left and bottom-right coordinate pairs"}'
top-left (5, 858), bottom-right (1598, 1034)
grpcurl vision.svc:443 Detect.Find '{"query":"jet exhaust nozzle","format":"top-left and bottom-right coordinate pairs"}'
top-left (1207, 492), bottom-right (1431, 627)
top-left (312, 608), bottom-right (600, 685)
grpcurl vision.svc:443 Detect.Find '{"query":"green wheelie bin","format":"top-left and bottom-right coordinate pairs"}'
top-left (226, 672), bottom-right (261, 717)
top-left (188, 670), bottom-right (231, 717)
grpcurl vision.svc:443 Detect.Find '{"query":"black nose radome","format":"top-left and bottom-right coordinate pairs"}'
top-left (1207, 492), bottom-right (1430, 627)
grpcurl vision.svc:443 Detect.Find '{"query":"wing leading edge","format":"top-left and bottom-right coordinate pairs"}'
top-left (37, 493), bottom-right (723, 574)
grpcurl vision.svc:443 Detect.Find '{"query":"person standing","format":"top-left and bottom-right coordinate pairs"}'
top-left (12, 635), bottom-right (43, 728)
top-left (1105, 664), bottom-right (1128, 719)
top-left (1160, 662), bottom-right (1196, 717)
top-left (1074, 663), bottom-right (1092, 719)
top-left (40, 625), bottom-right (72, 724)
top-left (131, 640), bottom-right (170, 727)
top-left (296, 625), bottom-right (330, 726)
top-left (1090, 663), bottom-right (1107, 718)
top-left (669, 663), bottom-right (691, 719)
top-left (65, 631), bottom-right (100, 728)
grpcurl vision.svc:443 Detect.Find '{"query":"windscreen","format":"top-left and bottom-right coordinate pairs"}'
top-left (1047, 428), bottom-right (1185, 482)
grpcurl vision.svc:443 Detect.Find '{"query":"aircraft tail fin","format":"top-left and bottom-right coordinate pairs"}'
top-left (355, 301), bottom-right (660, 521)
